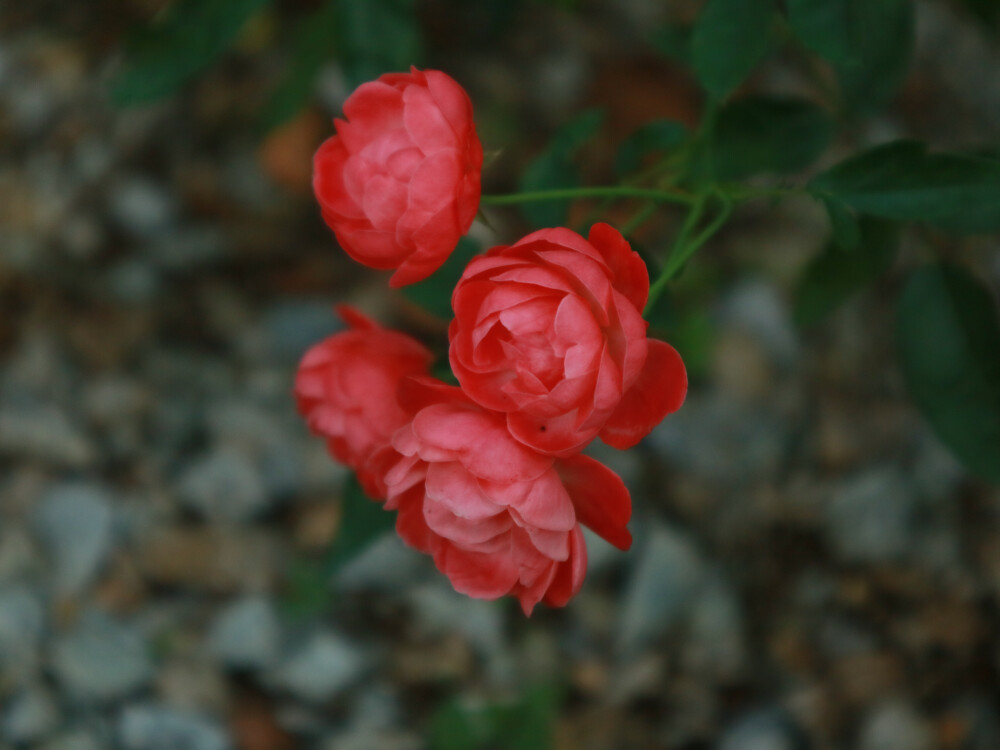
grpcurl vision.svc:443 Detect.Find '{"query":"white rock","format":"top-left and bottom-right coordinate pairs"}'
top-left (51, 609), bottom-right (153, 702)
top-left (270, 631), bottom-right (365, 702)
top-left (118, 704), bottom-right (230, 750)
top-left (33, 483), bottom-right (115, 595)
top-left (208, 595), bottom-right (281, 670)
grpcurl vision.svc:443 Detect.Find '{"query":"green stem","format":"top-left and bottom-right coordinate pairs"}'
top-left (644, 191), bottom-right (734, 316)
top-left (481, 186), bottom-right (696, 207)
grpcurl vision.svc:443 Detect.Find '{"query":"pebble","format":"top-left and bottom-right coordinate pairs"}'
top-left (617, 523), bottom-right (709, 655)
top-left (719, 708), bottom-right (808, 750)
top-left (177, 446), bottom-right (270, 523)
top-left (649, 395), bottom-right (788, 484)
top-left (269, 631), bottom-right (365, 703)
top-left (208, 595), bottom-right (281, 671)
top-left (858, 700), bottom-right (934, 750)
top-left (683, 576), bottom-right (747, 682)
top-left (1, 684), bottom-right (59, 745)
top-left (0, 584), bottom-right (45, 684)
top-left (206, 400), bottom-right (303, 499)
top-left (718, 280), bottom-right (799, 367)
top-left (0, 403), bottom-right (95, 468)
top-left (32, 482), bottom-right (115, 595)
top-left (118, 704), bottom-right (230, 750)
top-left (51, 609), bottom-right (153, 703)
top-left (39, 729), bottom-right (103, 750)
top-left (107, 176), bottom-right (177, 239)
top-left (336, 534), bottom-right (430, 593)
top-left (146, 226), bottom-right (227, 269)
top-left (824, 468), bottom-right (917, 564)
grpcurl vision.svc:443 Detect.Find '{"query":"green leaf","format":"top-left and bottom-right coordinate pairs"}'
top-left (112, 0), bottom-right (269, 106)
top-left (402, 237), bottom-right (481, 319)
top-left (708, 96), bottom-right (834, 178)
top-left (649, 23), bottom-right (693, 64)
top-left (429, 685), bottom-right (559, 750)
top-left (786, 0), bottom-right (914, 110)
top-left (336, 0), bottom-right (423, 87)
top-left (614, 120), bottom-right (688, 178)
top-left (326, 474), bottom-right (397, 573)
top-left (786, 0), bottom-right (853, 63)
top-left (281, 558), bottom-right (332, 620)
top-left (793, 218), bottom-right (899, 326)
top-left (823, 197), bottom-right (862, 250)
top-left (964, 0), bottom-right (1000, 32)
top-left (519, 109), bottom-right (605, 227)
top-left (692, 0), bottom-right (776, 100)
top-left (896, 264), bottom-right (1000, 483)
top-left (838, 0), bottom-right (914, 111)
top-left (811, 140), bottom-right (1000, 233)
top-left (259, 1), bottom-right (339, 132)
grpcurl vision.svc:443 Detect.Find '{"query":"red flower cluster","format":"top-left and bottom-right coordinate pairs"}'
top-left (299, 69), bottom-right (687, 614)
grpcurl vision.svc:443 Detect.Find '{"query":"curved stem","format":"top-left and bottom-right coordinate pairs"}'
top-left (644, 191), bottom-right (734, 316)
top-left (481, 185), bottom-right (696, 207)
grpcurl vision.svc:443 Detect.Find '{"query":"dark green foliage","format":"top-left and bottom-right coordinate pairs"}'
top-left (793, 219), bottom-right (899, 326)
top-left (326, 474), bottom-right (397, 572)
top-left (519, 110), bottom-right (605, 228)
top-left (811, 141), bottom-right (1000, 233)
top-left (822, 197), bottom-right (862, 251)
top-left (708, 96), bottom-right (834, 178)
top-left (335, 0), bottom-right (423, 87)
top-left (259, 2), bottom-right (340, 132)
top-left (112, 0), bottom-right (269, 106)
top-left (615, 121), bottom-right (688, 178)
top-left (403, 237), bottom-right (482, 319)
top-left (896, 265), bottom-right (1000, 483)
top-left (692, 0), bottom-right (776, 99)
top-left (787, 0), bottom-right (914, 111)
top-left (429, 684), bottom-right (560, 750)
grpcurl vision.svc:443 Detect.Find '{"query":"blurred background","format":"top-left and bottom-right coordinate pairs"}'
top-left (1, 0), bottom-right (1000, 748)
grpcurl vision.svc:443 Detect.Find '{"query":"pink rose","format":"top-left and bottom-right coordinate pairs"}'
top-left (374, 377), bottom-right (633, 614)
top-left (448, 223), bottom-right (687, 455)
top-left (294, 306), bottom-right (432, 496)
top-left (313, 68), bottom-right (483, 288)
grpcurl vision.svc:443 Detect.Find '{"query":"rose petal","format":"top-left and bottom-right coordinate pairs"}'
top-left (588, 222), bottom-right (649, 312)
top-left (435, 543), bottom-right (520, 600)
top-left (542, 525), bottom-right (587, 607)
top-left (557, 454), bottom-right (632, 550)
top-left (599, 338), bottom-right (687, 450)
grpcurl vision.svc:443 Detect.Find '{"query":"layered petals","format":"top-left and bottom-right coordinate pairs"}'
top-left (313, 67), bottom-right (483, 287)
top-left (449, 223), bottom-right (686, 454)
top-left (376, 383), bottom-right (626, 614)
top-left (294, 306), bottom-right (432, 496)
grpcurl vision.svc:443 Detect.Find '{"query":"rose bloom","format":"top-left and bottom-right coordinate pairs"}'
top-left (313, 68), bottom-right (483, 287)
top-left (449, 223), bottom-right (687, 455)
top-left (294, 306), bottom-right (432, 496)
top-left (372, 377), bottom-right (632, 614)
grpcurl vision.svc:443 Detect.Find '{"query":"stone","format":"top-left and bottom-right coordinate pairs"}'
top-left (33, 482), bottom-right (115, 595)
top-left (0, 584), bottom-right (45, 683)
top-left (51, 609), bottom-right (153, 702)
top-left (0, 403), bottom-right (95, 468)
top-left (824, 468), bottom-right (917, 564)
top-left (617, 524), bottom-right (709, 655)
top-left (177, 446), bottom-right (270, 523)
top-left (859, 701), bottom-right (934, 750)
top-left (1, 684), bottom-right (59, 745)
top-left (107, 176), bottom-right (177, 239)
top-left (118, 704), bottom-right (230, 750)
top-left (719, 708), bottom-right (808, 750)
top-left (208, 596), bottom-right (281, 671)
top-left (718, 279), bottom-right (799, 367)
top-left (270, 631), bottom-right (365, 702)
